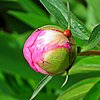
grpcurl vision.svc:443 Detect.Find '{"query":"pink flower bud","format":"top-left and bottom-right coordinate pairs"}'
top-left (23, 25), bottom-right (77, 75)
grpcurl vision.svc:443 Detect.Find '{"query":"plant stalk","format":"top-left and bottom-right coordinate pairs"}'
top-left (78, 50), bottom-right (100, 56)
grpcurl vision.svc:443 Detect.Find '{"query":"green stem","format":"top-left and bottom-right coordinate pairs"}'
top-left (67, 0), bottom-right (71, 30)
top-left (78, 50), bottom-right (100, 56)
top-left (61, 71), bottom-right (68, 88)
top-left (30, 75), bottom-right (53, 100)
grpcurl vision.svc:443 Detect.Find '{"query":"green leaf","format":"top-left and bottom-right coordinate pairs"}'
top-left (83, 81), bottom-right (100, 100)
top-left (82, 24), bottom-right (100, 51)
top-left (87, 0), bottom-right (100, 22)
top-left (40, 0), bottom-right (89, 41)
top-left (86, 4), bottom-right (98, 30)
top-left (8, 11), bottom-right (53, 28)
top-left (63, 0), bottom-right (87, 22)
top-left (57, 77), bottom-right (100, 100)
top-left (17, 0), bottom-right (47, 16)
top-left (35, 93), bottom-right (56, 100)
top-left (0, 80), bottom-right (14, 95)
top-left (70, 56), bottom-right (100, 74)
top-left (71, 1), bottom-right (86, 22)
top-left (61, 56), bottom-right (100, 90)
top-left (0, 94), bottom-right (17, 100)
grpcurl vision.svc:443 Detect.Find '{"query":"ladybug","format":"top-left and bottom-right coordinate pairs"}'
top-left (64, 29), bottom-right (72, 37)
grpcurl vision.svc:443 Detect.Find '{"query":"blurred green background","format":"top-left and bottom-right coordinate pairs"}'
top-left (0, 0), bottom-right (100, 100)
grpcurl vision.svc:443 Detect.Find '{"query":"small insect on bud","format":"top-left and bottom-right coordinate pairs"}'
top-left (64, 29), bottom-right (72, 37)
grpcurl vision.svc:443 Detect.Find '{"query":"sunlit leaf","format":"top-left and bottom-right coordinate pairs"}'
top-left (82, 24), bottom-right (100, 51)
top-left (57, 77), bottom-right (100, 100)
top-left (83, 81), bottom-right (100, 100)
top-left (70, 56), bottom-right (100, 74)
top-left (86, 5), bottom-right (98, 30)
top-left (87, 0), bottom-right (100, 21)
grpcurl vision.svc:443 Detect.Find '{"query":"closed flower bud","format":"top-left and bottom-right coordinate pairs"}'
top-left (23, 25), bottom-right (77, 75)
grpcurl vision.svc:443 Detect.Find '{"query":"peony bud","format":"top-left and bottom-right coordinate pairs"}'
top-left (23, 25), bottom-right (77, 75)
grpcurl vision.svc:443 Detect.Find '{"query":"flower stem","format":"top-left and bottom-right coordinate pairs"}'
top-left (30, 75), bottom-right (53, 100)
top-left (61, 71), bottom-right (68, 88)
top-left (67, 0), bottom-right (71, 30)
top-left (78, 50), bottom-right (100, 56)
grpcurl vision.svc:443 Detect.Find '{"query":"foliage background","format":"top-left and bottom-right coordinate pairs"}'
top-left (0, 0), bottom-right (100, 100)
